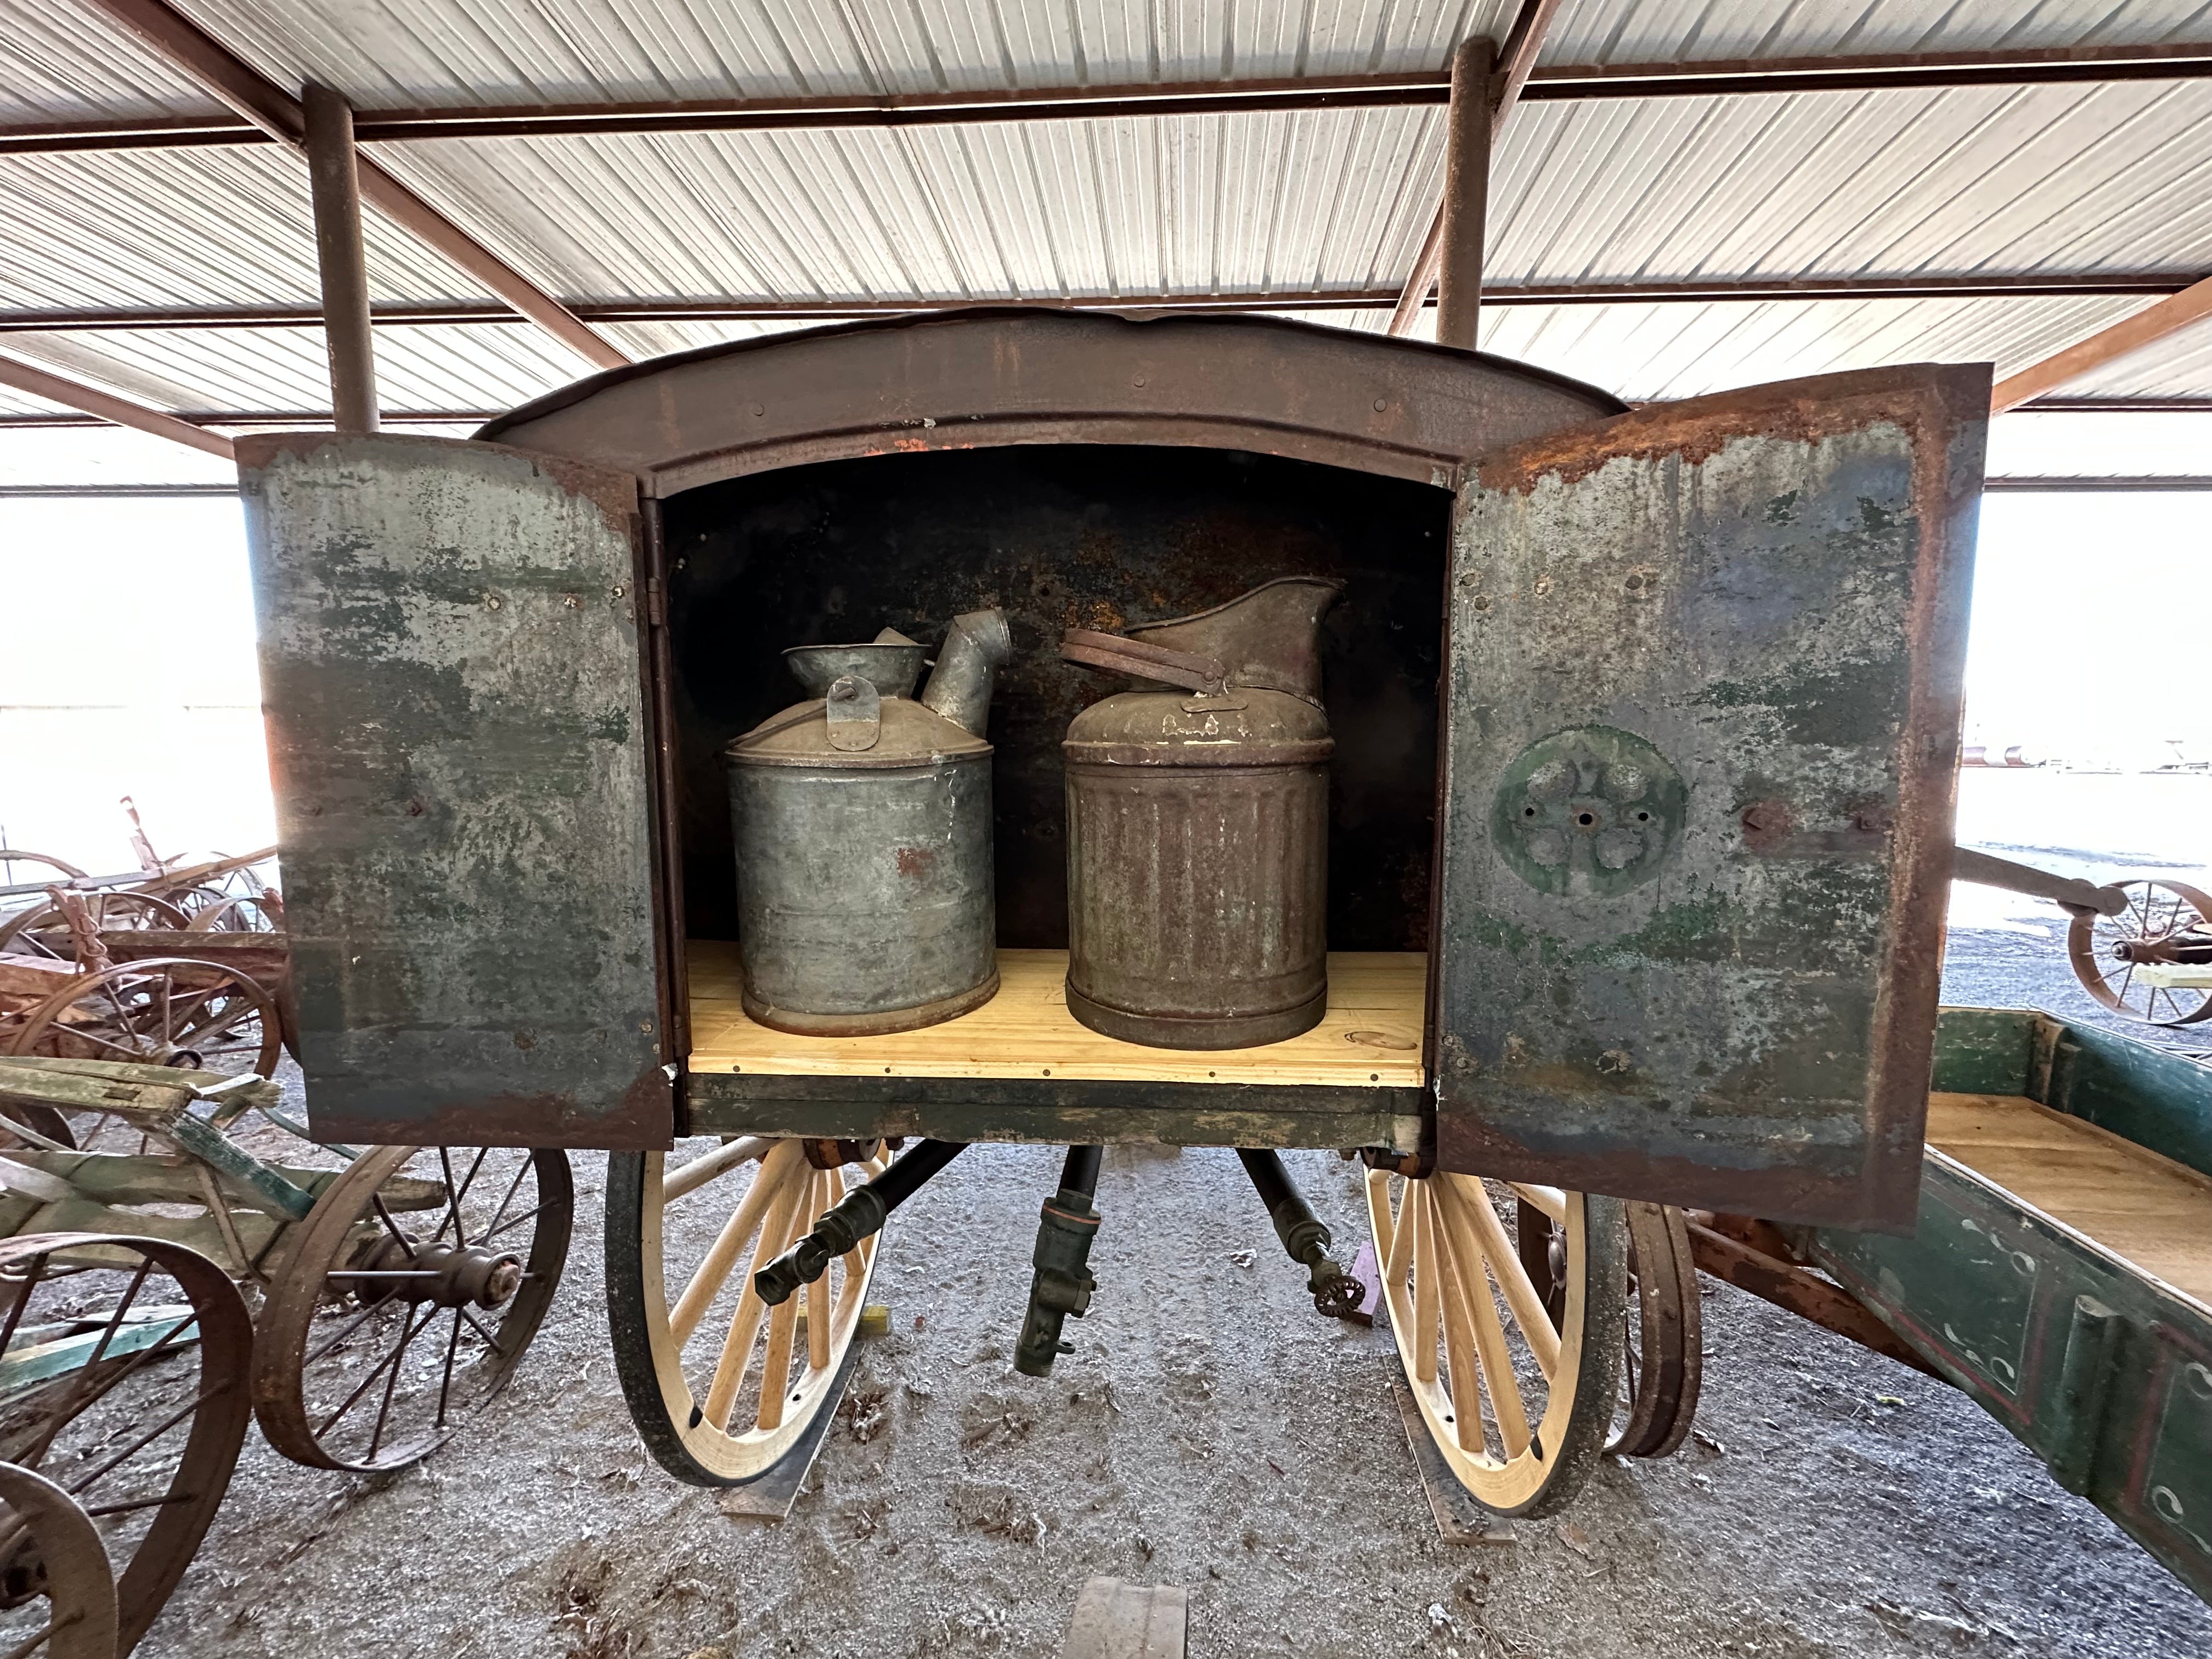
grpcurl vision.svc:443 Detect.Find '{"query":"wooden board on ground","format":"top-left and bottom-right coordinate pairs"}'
top-left (1927, 1090), bottom-right (2212, 1307)
top-left (714, 1344), bottom-right (861, 1523)
top-left (688, 943), bottom-right (1425, 1089)
top-left (1390, 1379), bottom-right (1515, 1545)
top-left (1059, 1577), bottom-right (1188, 1659)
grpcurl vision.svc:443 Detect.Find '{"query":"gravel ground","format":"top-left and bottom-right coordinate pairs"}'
top-left (128, 771), bottom-right (2211, 1658)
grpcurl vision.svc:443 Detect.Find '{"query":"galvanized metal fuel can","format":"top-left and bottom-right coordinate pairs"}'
top-left (726, 610), bottom-right (1011, 1035)
top-left (1060, 578), bottom-right (1342, 1049)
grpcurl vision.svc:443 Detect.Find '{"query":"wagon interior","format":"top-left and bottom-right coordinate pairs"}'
top-left (666, 443), bottom-right (1452, 1111)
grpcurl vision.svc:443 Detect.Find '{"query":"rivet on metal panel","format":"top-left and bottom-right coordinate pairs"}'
top-left (1374, 398), bottom-right (1388, 411)
top-left (1133, 374), bottom-right (1147, 387)
top-left (483, 591), bottom-right (502, 610)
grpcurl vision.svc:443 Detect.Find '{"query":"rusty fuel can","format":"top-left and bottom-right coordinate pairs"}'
top-left (1060, 578), bottom-right (1343, 1049)
top-left (725, 610), bottom-right (1012, 1035)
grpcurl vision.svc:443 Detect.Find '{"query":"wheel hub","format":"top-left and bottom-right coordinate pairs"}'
top-left (338, 1235), bottom-right (523, 1310)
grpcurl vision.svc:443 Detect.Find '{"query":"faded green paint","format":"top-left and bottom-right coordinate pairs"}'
top-left (238, 433), bottom-right (672, 1149)
top-left (1815, 1011), bottom-right (2212, 1605)
top-left (1488, 725), bottom-right (1686, 897)
top-left (1929, 1007), bottom-right (2038, 1097)
top-left (684, 1077), bottom-right (1418, 1155)
top-left (1433, 367), bottom-right (1988, 1228)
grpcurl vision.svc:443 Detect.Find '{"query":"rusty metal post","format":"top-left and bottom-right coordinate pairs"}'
top-left (1434, 37), bottom-right (1496, 350)
top-left (303, 83), bottom-right (377, 433)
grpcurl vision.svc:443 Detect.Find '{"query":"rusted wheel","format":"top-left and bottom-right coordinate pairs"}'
top-left (0, 894), bottom-right (187, 962)
top-left (4, 960), bottom-right (282, 1079)
top-left (0, 1232), bottom-right (253, 1655)
top-left (607, 1136), bottom-right (885, 1486)
top-left (0, 852), bottom-right (82, 891)
top-left (1517, 1198), bottom-right (1701, 1458)
top-left (2068, 879), bottom-right (2212, 1026)
top-left (0, 1462), bottom-right (117, 1658)
top-left (182, 893), bottom-right (281, 934)
top-left (1368, 1171), bottom-right (1625, 1517)
top-left (253, 1146), bottom-right (572, 1472)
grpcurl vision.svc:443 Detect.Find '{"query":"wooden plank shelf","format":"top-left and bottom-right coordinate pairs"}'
top-left (1927, 1090), bottom-right (2212, 1308)
top-left (682, 943), bottom-right (1429, 1150)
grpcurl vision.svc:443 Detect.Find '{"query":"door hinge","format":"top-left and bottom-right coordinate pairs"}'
top-left (645, 576), bottom-right (667, 627)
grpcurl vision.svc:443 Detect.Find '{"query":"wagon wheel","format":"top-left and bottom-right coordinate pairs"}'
top-left (4, 960), bottom-right (282, 1079)
top-left (0, 1232), bottom-right (253, 1655)
top-left (0, 1462), bottom-right (117, 1658)
top-left (2068, 879), bottom-right (2212, 1026)
top-left (182, 893), bottom-right (281, 934)
top-left (1368, 1170), bottom-right (1625, 1516)
top-left (253, 1146), bottom-right (572, 1472)
top-left (1521, 1197), bottom-right (1700, 1458)
top-left (607, 1136), bottom-right (885, 1486)
top-left (0, 894), bottom-right (188, 963)
top-left (0, 853), bottom-right (82, 902)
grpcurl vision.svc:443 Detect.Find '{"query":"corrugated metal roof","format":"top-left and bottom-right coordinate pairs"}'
top-left (3, 1), bottom-right (2211, 420)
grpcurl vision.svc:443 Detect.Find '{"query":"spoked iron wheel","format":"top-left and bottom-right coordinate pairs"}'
top-left (2068, 879), bottom-right (2212, 1026)
top-left (0, 1462), bottom-right (117, 1658)
top-left (253, 1146), bottom-right (572, 1472)
top-left (0, 894), bottom-right (187, 962)
top-left (0, 1233), bottom-right (253, 1656)
top-left (607, 1136), bottom-right (884, 1486)
top-left (1368, 1171), bottom-right (1625, 1517)
top-left (1523, 1197), bottom-right (1702, 1458)
top-left (4, 960), bottom-right (282, 1079)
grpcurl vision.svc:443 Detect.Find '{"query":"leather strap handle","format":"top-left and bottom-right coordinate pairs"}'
top-left (1061, 628), bottom-right (1224, 694)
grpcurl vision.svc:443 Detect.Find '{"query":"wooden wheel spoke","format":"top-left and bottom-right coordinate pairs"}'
top-left (755, 1169), bottom-right (822, 1432)
top-left (1506, 1182), bottom-right (1566, 1226)
top-left (1381, 1172), bottom-right (1416, 1290)
top-left (1429, 1218), bottom-right (1492, 1454)
top-left (670, 1139), bottom-right (803, 1346)
top-left (1410, 1185), bottom-right (1441, 1384)
top-left (1434, 1209), bottom-right (1530, 1459)
top-left (664, 1136), bottom-right (771, 1205)
top-left (702, 1172), bottom-right (808, 1432)
top-left (1441, 1178), bottom-right (1561, 1380)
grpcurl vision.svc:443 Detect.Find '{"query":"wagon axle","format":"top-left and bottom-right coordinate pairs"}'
top-left (334, 1237), bottom-right (526, 1311)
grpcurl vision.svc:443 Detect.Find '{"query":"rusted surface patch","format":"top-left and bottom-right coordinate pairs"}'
top-left (1434, 363), bottom-right (1989, 1231)
top-left (238, 432), bottom-right (673, 1149)
top-left (479, 309), bottom-right (1624, 495)
top-left (1473, 363), bottom-right (1990, 494)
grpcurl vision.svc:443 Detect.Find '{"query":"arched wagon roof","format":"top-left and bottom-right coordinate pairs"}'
top-left (478, 308), bottom-right (1625, 496)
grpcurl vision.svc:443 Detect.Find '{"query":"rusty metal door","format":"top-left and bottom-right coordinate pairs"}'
top-left (1432, 364), bottom-right (1989, 1229)
top-left (238, 433), bottom-right (674, 1149)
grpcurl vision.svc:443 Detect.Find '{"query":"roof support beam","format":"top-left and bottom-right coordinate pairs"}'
top-left (1431, 36), bottom-right (1496, 349)
top-left (1390, 2), bottom-right (1564, 338)
top-left (304, 84), bottom-right (377, 433)
top-left (1990, 274), bottom-right (2212, 411)
top-left (0, 347), bottom-right (235, 458)
top-left (12, 43), bottom-right (2212, 155)
top-left (79, 0), bottom-right (628, 371)
top-left (0, 271), bottom-right (2202, 334)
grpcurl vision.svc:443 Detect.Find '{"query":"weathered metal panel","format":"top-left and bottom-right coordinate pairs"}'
top-left (236, 431), bottom-right (673, 1148)
top-left (1433, 363), bottom-right (1989, 1229)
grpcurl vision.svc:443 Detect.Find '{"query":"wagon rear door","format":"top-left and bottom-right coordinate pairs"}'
top-left (1431, 365), bottom-right (1989, 1229)
top-left (238, 433), bottom-right (674, 1149)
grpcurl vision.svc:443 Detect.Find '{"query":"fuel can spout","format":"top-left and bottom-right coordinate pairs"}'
top-left (920, 609), bottom-right (1013, 737)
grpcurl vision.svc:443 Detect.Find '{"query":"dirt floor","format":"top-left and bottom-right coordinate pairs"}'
top-left (134, 770), bottom-right (2211, 1658)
